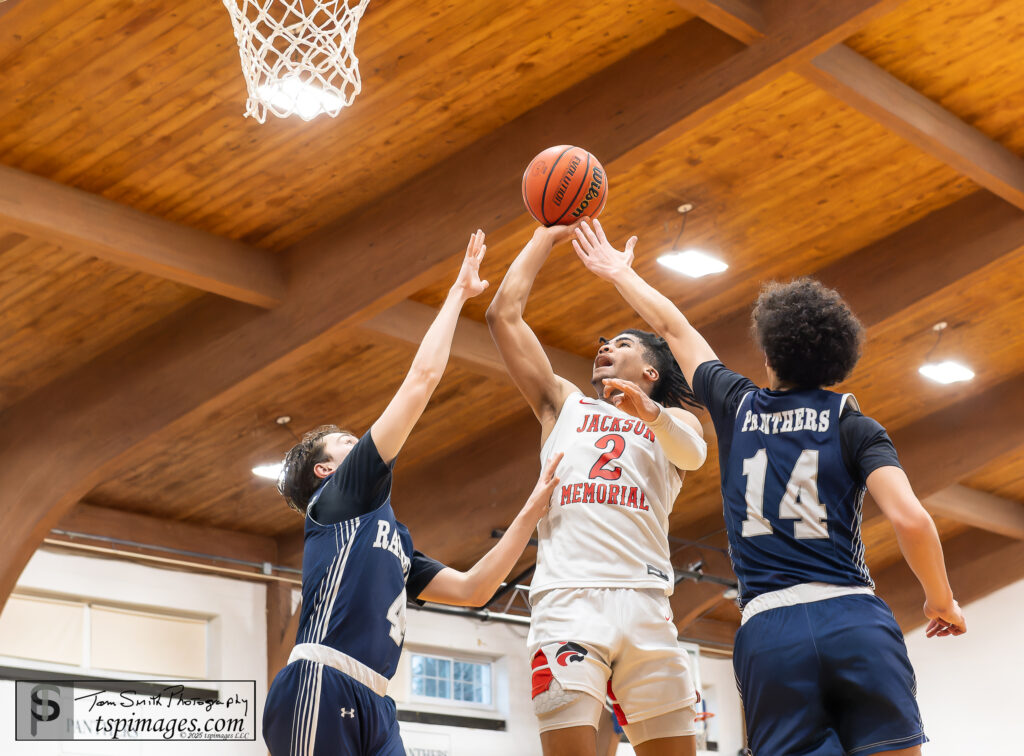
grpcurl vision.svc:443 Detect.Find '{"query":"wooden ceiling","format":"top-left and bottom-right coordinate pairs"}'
top-left (2, 0), bottom-right (1024, 650)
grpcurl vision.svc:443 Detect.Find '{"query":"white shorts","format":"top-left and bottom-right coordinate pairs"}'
top-left (528, 587), bottom-right (697, 726)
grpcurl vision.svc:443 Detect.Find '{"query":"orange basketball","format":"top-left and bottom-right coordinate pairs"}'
top-left (522, 145), bottom-right (608, 226)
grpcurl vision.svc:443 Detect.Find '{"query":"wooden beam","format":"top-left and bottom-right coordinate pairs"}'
top-left (892, 377), bottom-right (1024, 501)
top-left (0, 0), bottom-right (23, 23)
top-left (924, 485), bottom-right (1024, 540)
top-left (58, 502), bottom-right (278, 565)
top-left (0, 165), bottom-right (286, 307)
top-left (679, 618), bottom-right (739, 648)
top-left (362, 299), bottom-right (595, 391)
top-left (0, 0), bottom-right (919, 611)
top-left (609, 0), bottom-right (907, 166)
top-left (675, 591), bottom-right (726, 633)
top-left (801, 45), bottom-right (1024, 210)
top-left (699, 191), bottom-right (1024, 381)
top-left (873, 528), bottom-right (1024, 631)
top-left (266, 582), bottom-right (300, 687)
top-left (673, 0), bottom-right (765, 44)
top-left (276, 530), bottom-right (305, 571)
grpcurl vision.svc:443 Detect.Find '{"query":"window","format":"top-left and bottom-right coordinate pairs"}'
top-left (410, 653), bottom-right (492, 706)
top-left (0, 592), bottom-right (208, 679)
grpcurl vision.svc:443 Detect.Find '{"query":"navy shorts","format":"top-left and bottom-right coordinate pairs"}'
top-left (734, 594), bottom-right (927, 756)
top-left (264, 660), bottom-right (404, 756)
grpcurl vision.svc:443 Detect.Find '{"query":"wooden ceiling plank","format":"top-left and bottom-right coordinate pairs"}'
top-left (0, 165), bottom-right (285, 307)
top-left (4, 8), bottom-right (220, 171)
top-left (873, 527), bottom-right (1024, 631)
top-left (672, 0), bottom-right (765, 44)
top-left (923, 485), bottom-right (1024, 541)
top-left (362, 299), bottom-right (595, 391)
top-left (801, 44), bottom-right (1024, 210)
top-left (11, 13), bottom-right (232, 181)
top-left (55, 80), bottom-right (241, 192)
top-left (0, 0), bottom-right (173, 133)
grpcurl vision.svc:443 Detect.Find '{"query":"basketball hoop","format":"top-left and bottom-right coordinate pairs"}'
top-left (221, 0), bottom-right (372, 122)
top-left (694, 711), bottom-right (715, 722)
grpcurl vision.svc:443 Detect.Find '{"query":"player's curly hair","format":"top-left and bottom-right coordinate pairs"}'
top-left (603, 329), bottom-right (701, 409)
top-left (751, 278), bottom-right (864, 389)
top-left (277, 424), bottom-right (353, 515)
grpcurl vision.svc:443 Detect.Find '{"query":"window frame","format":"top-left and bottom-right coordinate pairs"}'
top-left (0, 591), bottom-right (210, 681)
top-left (407, 651), bottom-right (495, 711)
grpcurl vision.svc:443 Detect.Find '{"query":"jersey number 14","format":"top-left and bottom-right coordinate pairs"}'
top-left (741, 448), bottom-right (829, 539)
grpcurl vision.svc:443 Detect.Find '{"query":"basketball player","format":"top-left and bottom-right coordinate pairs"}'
top-left (263, 231), bottom-right (564, 756)
top-left (572, 218), bottom-right (967, 756)
top-left (485, 223), bottom-right (709, 756)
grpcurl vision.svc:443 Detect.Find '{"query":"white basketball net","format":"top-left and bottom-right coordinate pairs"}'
top-left (222, 0), bottom-right (371, 122)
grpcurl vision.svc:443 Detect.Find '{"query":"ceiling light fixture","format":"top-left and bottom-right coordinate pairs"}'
top-left (658, 249), bottom-right (729, 278)
top-left (252, 462), bottom-right (283, 480)
top-left (918, 360), bottom-right (975, 384)
top-left (919, 322), bottom-right (974, 384)
top-left (656, 203), bottom-right (728, 278)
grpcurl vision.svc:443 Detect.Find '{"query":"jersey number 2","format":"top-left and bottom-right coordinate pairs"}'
top-left (387, 589), bottom-right (407, 646)
top-left (741, 449), bottom-right (829, 539)
top-left (588, 434), bottom-right (625, 480)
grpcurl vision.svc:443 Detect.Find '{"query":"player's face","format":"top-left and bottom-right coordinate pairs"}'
top-left (318, 432), bottom-right (357, 475)
top-left (593, 333), bottom-right (655, 388)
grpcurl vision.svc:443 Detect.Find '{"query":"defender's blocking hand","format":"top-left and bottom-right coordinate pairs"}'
top-left (572, 219), bottom-right (636, 281)
top-left (452, 229), bottom-right (489, 300)
top-left (522, 452), bottom-right (564, 524)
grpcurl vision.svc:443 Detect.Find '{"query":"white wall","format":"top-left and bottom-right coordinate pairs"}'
top-left (395, 606), bottom-right (540, 756)
top-left (906, 578), bottom-right (1023, 755)
top-left (696, 655), bottom-right (744, 756)
top-left (0, 549), bottom-right (268, 756)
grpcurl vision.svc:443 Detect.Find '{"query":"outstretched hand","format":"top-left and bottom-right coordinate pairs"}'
top-left (452, 229), bottom-right (489, 300)
top-left (924, 599), bottom-right (967, 638)
top-left (602, 378), bottom-right (661, 423)
top-left (572, 219), bottom-right (636, 281)
top-left (522, 452), bottom-right (563, 524)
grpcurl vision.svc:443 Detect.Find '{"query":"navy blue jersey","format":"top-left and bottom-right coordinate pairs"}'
top-left (694, 362), bottom-right (901, 608)
top-left (295, 432), bottom-right (445, 679)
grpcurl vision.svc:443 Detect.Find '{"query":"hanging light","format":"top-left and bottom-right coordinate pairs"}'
top-left (656, 203), bottom-right (728, 278)
top-left (919, 322), bottom-right (974, 384)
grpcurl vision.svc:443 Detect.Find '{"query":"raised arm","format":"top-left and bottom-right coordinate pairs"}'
top-left (866, 466), bottom-right (966, 637)
top-left (371, 231), bottom-right (489, 464)
top-left (485, 226), bottom-right (579, 431)
top-left (573, 219), bottom-right (717, 389)
top-left (417, 453), bottom-right (562, 607)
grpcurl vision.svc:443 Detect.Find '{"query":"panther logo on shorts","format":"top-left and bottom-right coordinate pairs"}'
top-left (555, 641), bottom-right (588, 666)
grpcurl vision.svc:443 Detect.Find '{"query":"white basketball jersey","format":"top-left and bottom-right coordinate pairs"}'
top-left (532, 392), bottom-right (682, 597)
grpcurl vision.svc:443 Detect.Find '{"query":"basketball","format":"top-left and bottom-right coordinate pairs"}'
top-left (522, 145), bottom-right (608, 226)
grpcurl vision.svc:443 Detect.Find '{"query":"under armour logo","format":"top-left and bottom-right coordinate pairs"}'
top-left (339, 708), bottom-right (355, 718)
